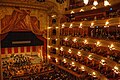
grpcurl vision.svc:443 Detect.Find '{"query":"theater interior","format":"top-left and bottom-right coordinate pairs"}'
top-left (0, 0), bottom-right (120, 80)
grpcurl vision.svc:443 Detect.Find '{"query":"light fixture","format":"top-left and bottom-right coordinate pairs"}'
top-left (47, 55), bottom-right (51, 59)
top-left (91, 22), bottom-right (94, 26)
top-left (64, 37), bottom-right (68, 41)
top-left (83, 0), bottom-right (89, 5)
top-left (56, 27), bottom-right (59, 29)
top-left (81, 66), bottom-right (85, 71)
top-left (92, 72), bottom-right (96, 77)
top-left (69, 23), bottom-right (73, 28)
top-left (60, 47), bottom-right (63, 51)
top-left (104, 21), bottom-right (109, 28)
top-left (91, 6), bottom-right (96, 10)
top-left (56, 47), bottom-right (58, 50)
top-left (71, 62), bottom-right (75, 66)
top-left (79, 23), bottom-right (82, 28)
top-left (68, 49), bottom-right (72, 53)
top-left (79, 9), bottom-right (84, 12)
top-left (63, 59), bottom-right (67, 63)
top-left (88, 55), bottom-right (93, 60)
top-left (108, 44), bottom-right (115, 50)
top-left (62, 24), bottom-right (65, 27)
top-left (83, 39), bottom-right (88, 44)
top-left (118, 24), bottom-right (120, 27)
top-left (55, 58), bottom-right (58, 63)
top-left (51, 15), bottom-right (56, 18)
top-left (47, 38), bottom-right (50, 40)
top-left (73, 38), bottom-right (77, 43)
top-left (48, 45), bottom-right (51, 48)
top-left (112, 66), bottom-right (119, 74)
top-left (100, 59), bottom-right (106, 65)
top-left (93, 0), bottom-right (98, 6)
top-left (48, 27), bottom-right (51, 29)
top-left (104, 0), bottom-right (110, 6)
top-left (71, 11), bottom-right (75, 14)
top-left (95, 41), bottom-right (101, 47)
top-left (105, 21), bottom-right (109, 25)
top-left (77, 51), bottom-right (81, 56)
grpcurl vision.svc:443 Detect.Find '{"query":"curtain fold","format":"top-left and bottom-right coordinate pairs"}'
top-left (0, 9), bottom-right (43, 40)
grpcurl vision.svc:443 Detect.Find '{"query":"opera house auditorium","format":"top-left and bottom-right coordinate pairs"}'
top-left (0, 0), bottom-right (120, 80)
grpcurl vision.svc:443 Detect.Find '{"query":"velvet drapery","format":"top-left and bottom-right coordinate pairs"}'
top-left (0, 8), bottom-right (43, 41)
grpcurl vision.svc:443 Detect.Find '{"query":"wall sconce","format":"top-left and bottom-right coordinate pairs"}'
top-left (92, 72), bottom-right (96, 77)
top-left (88, 55), bottom-right (93, 60)
top-left (47, 38), bottom-right (50, 40)
top-left (64, 37), bottom-right (68, 41)
top-left (56, 47), bottom-right (58, 50)
top-left (93, 0), bottom-right (98, 6)
top-left (95, 41), bottom-right (101, 47)
top-left (81, 66), bottom-right (85, 71)
top-left (71, 11), bottom-right (75, 14)
top-left (63, 59), bottom-right (67, 63)
top-left (51, 15), bottom-right (56, 18)
top-left (83, 0), bottom-right (89, 5)
top-left (55, 58), bottom-right (58, 63)
top-left (60, 47), bottom-right (64, 51)
top-left (91, 6), bottom-right (96, 10)
top-left (100, 59), bottom-right (106, 65)
top-left (47, 55), bottom-right (51, 59)
top-left (68, 49), bottom-right (72, 53)
top-left (77, 51), bottom-right (82, 56)
top-left (108, 44), bottom-right (115, 50)
top-left (48, 27), bottom-right (52, 29)
top-left (69, 23), bottom-right (73, 28)
top-left (71, 62), bottom-right (75, 66)
top-left (79, 9), bottom-right (84, 12)
top-left (118, 24), bottom-right (120, 27)
top-left (83, 39), bottom-right (88, 44)
top-left (79, 23), bottom-right (83, 28)
top-left (62, 24), bottom-right (65, 28)
top-left (104, 0), bottom-right (110, 6)
top-left (73, 38), bottom-right (77, 43)
top-left (48, 45), bottom-right (51, 48)
top-left (112, 66), bottom-right (119, 74)
top-left (56, 27), bottom-right (59, 29)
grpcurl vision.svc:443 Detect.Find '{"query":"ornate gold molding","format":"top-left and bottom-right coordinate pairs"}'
top-left (0, 0), bottom-right (59, 14)
top-left (65, 0), bottom-right (120, 14)
top-left (62, 17), bottom-right (120, 27)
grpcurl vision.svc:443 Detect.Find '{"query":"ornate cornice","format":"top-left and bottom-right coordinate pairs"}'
top-left (65, 0), bottom-right (120, 14)
top-left (0, 0), bottom-right (59, 14)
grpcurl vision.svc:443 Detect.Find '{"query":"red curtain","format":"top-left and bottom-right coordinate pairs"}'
top-left (8, 48), bottom-right (12, 54)
top-left (20, 47), bottom-right (24, 53)
top-left (1, 48), bottom-right (5, 54)
top-left (0, 8), bottom-right (43, 40)
top-left (14, 47), bottom-right (18, 53)
top-left (32, 46), bottom-right (36, 52)
top-left (27, 46), bottom-right (30, 52)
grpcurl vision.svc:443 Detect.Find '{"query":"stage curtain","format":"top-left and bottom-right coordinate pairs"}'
top-left (0, 8), bottom-right (43, 40)
top-left (1, 48), bottom-right (5, 54)
top-left (36, 35), bottom-right (47, 60)
top-left (14, 47), bottom-right (18, 53)
top-left (27, 46), bottom-right (30, 52)
top-left (8, 48), bottom-right (12, 54)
